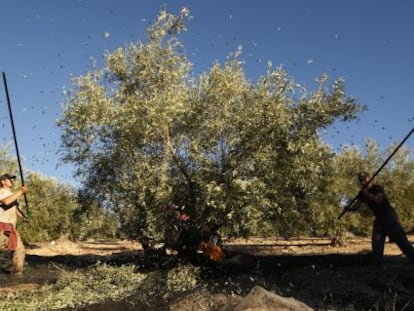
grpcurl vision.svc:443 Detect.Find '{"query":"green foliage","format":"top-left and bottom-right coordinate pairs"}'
top-left (70, 189), bottom-right (119, 240)
top-left (57, 7), bottom-right (365, 240)
top-left (322, 143), bottom-right (373, 235)
top-left (0, 146), bottom-right (18, 173)
top-left (0, 264), bottom-right (146, 310)
top-left (376, 143), bottom-right (414, 231)
top-left (18, 173), bottom-right (77, 243)
top-left (166, 264), bottom-right (200, 292)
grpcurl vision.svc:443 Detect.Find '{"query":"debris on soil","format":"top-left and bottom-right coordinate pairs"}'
top-left (1, 237), bottom-right (414, 310)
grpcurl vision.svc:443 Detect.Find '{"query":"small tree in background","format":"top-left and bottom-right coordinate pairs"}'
top-left (18, 172), bottom-right (78, 242)
top-left (70, 189), bottom-right (118, 241)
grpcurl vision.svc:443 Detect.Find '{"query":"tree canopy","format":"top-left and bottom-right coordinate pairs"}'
top-left (57, 7), bottom-right (371, 240)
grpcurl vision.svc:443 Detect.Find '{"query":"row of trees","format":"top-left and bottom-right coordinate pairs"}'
top-left (4, 138), bottom-right (414, 244)
top-left (0, 147), bottom-right (118, 242)
top-left (3, 8), bottom-right (414, 244)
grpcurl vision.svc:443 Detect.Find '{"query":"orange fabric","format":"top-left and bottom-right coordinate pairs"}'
top-left (0, 222), bottom-right (17, 251)
top-left (199, 241), bottom-right (223, 262)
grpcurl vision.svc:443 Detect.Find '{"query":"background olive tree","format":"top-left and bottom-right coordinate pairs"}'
top-left (18, 172), bottom-right (78, 242)
top-left (0, 146), bottom-right (77, 242)
top-left (0, 145), bottom-right (118, 242)
top-left (57, 7), bottom-right (366, 242)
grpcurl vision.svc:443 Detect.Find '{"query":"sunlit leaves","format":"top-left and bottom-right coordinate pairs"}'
top-left (57, 8), bottom-right (365, 239)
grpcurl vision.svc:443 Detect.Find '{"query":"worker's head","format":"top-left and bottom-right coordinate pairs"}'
top-left (0, 173), bottom-right (16, 188)
top-left (357, 171), bottom-right (370, 186)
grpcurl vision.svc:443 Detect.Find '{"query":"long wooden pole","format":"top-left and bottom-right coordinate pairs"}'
top-left (2, 72), bottom-right (30, 219)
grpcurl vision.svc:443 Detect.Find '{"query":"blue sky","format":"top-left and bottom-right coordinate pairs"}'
top-left (0, 0), bottom-right (413, 184)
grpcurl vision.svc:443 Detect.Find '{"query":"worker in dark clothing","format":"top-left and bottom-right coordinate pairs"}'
top-left (353, 171), bottom-right (414, 264)
top-left (163, 202), bottom-right (200, 259)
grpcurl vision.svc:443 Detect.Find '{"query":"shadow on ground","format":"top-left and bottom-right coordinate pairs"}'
top-left (1, 250), bottom-right (414, 310)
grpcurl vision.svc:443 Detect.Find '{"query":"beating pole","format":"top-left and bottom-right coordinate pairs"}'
top-left (2, 72), bottom-right (30, 220)
top-left (338, 126), bottom-right (414, 219)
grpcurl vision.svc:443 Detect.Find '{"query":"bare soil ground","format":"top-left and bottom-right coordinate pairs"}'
top-left (2, 235), bottom-right (414, 310)
top-left (26, 237), bottom-right (142, 257)
top-left (24, 235), bottom-right (408, 257)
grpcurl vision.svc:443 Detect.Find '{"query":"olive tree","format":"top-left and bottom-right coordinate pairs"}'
top-left (19, 172), bottom-right (78, 242)
top-left (57, 8), bottom-right (365, 241)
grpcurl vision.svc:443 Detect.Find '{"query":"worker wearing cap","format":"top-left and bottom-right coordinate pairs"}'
top-left (0, 173), bottom-right (28, 274)
top-left (354, 171), bottom-right (414, 265)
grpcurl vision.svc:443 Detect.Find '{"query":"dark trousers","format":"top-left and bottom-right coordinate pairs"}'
top-left (372, 217), bottom-right (414, 264)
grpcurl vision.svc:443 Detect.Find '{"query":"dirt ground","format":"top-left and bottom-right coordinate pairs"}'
top-left (24, 235), bottom-right (406, 257)
top-left (26, 237), bottom-right (142, 257)
top-left (2, 235), bottom-right (414, 310)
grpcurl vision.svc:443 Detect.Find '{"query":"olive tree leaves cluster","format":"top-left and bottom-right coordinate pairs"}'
top-left (18, 173), bottom-right (77, 242)
top-left (57, 8), bottom-right (365, 240)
